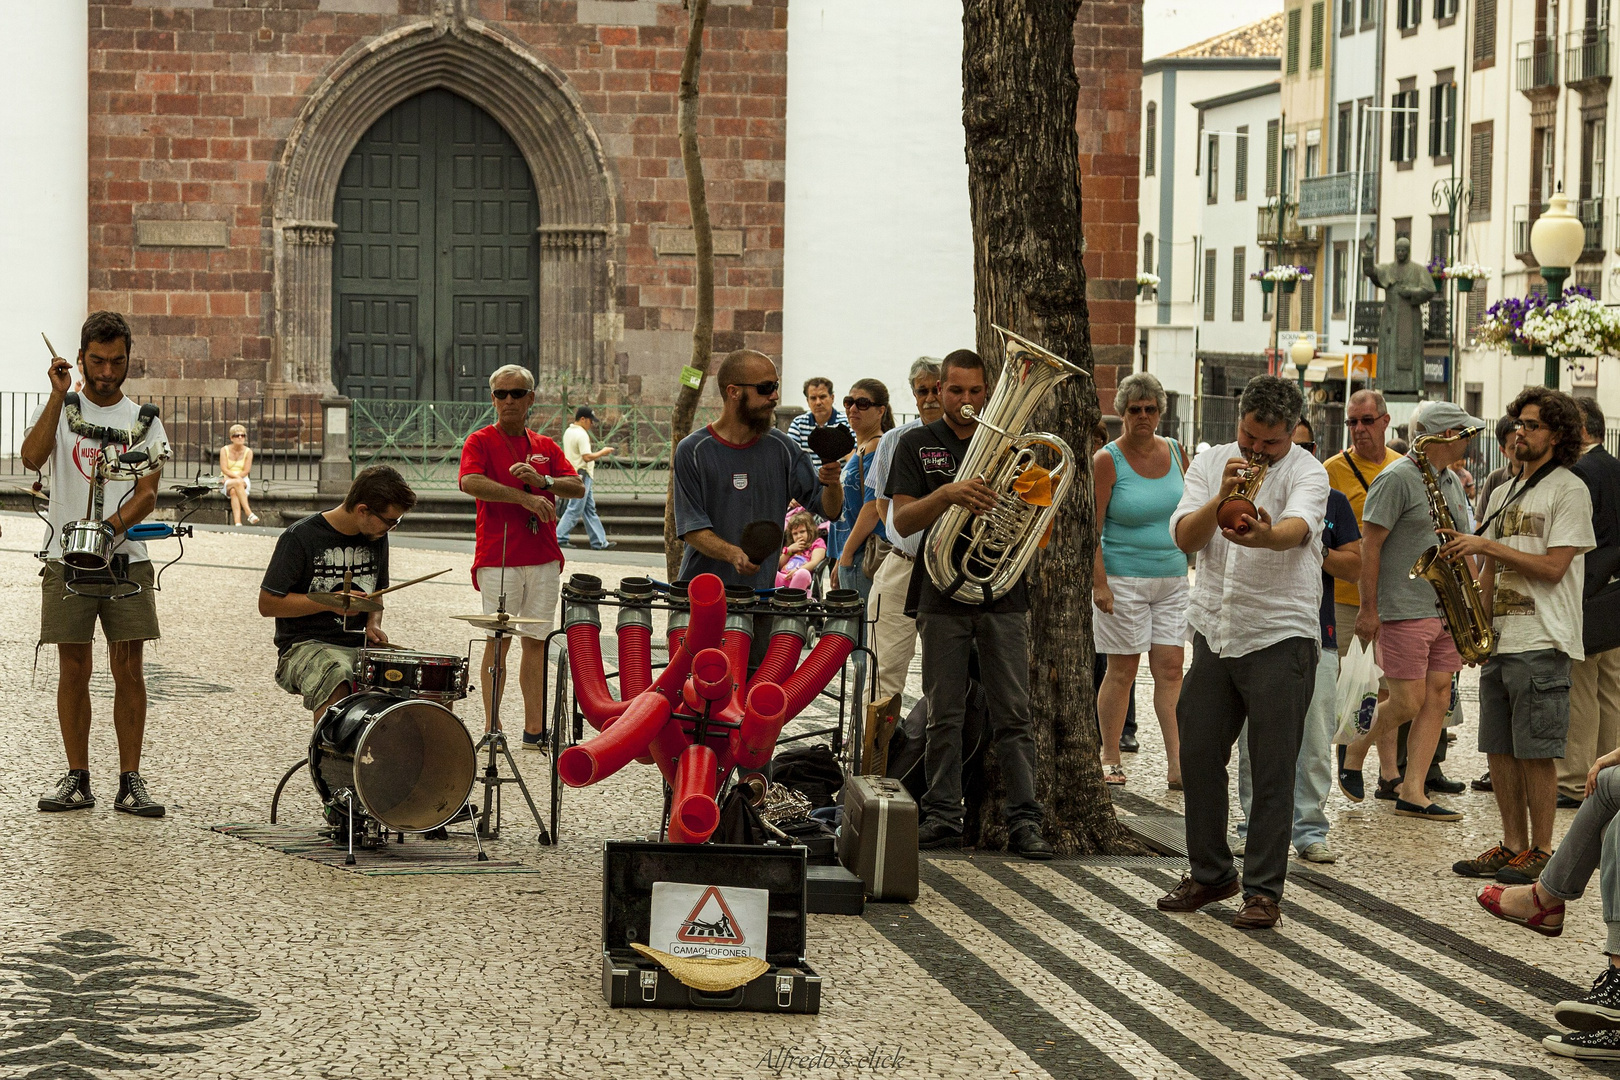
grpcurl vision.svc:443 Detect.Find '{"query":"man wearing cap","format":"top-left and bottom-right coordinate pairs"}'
top-left (1341, 401), bottom-right (1484, 821)
top-left (557, 406), bottom-right (616, 552)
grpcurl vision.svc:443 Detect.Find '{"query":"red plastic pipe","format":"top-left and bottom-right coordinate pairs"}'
top-left (724, 681), bottom-right (789, 772)
top-left (780, 630), bottom-right (856, 720)
top-left (616, 622), bottom-right (652, 699)
top-left (670, 743), bottom-right (720, 842)
top-left (690, 648), bottom-right (732, 702)
top-left (747, 631), bottom-right (804, 693)
top-left (565, 621), bottom-right (624, 732)
top-left (557, 690), bottom-right (672, 787)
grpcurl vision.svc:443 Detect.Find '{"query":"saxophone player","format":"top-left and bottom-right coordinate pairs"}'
top-left (1156, 376), bottom-right (1327, 930)
top-left (1341, 401), bottom-right (1485, 822)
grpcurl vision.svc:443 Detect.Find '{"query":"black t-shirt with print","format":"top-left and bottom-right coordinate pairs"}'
top-left (261, 512), bottom-right (390, 654)
top-left (885, 418), bottom-right (1030, 617)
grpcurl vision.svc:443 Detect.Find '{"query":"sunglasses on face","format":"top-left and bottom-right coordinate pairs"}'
top-left (1125, 404), bottom-right (1160, 416)
top-left (1296, 440), bottom-right (1317, 454)
top-left (366, 508), bottom-right (404, 530)
top-left (491, 388), bottom-right (532, 401)
top-left (913, 384), bottom-right (940, 398)
top-left (230, 433), bottom-right (246, 439)
top-left (733, 380), bottom-right (781, 396)
top-left (844, 397), bottom-right (880, 412)
top-left (1346, 416), bottom-right (1385, 427)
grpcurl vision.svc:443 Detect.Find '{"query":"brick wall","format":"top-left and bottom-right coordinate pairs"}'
top-left (88, 0), bottom-right (787, 401)
top-left (1073, 0), bottom-right (1142, 414)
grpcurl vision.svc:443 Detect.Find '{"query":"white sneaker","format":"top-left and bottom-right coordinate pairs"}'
top-left (1300, 842), bottom-right (1337, 864)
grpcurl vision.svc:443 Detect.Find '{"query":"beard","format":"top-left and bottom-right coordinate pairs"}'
top-left (744, 399), bottom-right (775, 437)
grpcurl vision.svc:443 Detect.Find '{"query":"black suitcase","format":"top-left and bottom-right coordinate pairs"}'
top-left (806, 863), bottom-right (865, 915)
top-left (601, 841), bottom-right (822, 1012)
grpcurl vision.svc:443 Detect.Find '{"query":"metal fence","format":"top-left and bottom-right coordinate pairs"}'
top-left (0, 393), bottom-right (323, 486)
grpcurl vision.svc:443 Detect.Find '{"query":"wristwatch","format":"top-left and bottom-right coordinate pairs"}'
top-left (540, 474), bottom-right (554, 490)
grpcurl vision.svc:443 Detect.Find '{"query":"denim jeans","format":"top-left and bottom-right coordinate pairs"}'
top-left (556, 473), bottom-right (608, 549)
top-left (1236, 647), bottom-right (1339, 853)
top-left (1536, 764), bottom-right (1620, 954)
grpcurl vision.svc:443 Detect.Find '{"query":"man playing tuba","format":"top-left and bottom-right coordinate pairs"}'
top-left (1156, 376), bottom-right (1328, 930)
top-left (1342, 401), bottom-right (1485, 822)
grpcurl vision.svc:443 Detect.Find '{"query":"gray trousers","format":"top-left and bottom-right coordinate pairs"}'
top-left (1180, 632), bottom-right (1318, 902)
top-left (1537, 765), bottom-right (1620, 954)
top-left (917, 609), bottom-right (1043, 832)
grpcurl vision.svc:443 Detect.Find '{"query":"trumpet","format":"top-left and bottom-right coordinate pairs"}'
top-left (1216, 452), bottom-right (1270, 534)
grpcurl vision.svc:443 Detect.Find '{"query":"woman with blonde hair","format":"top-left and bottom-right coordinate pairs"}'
top-left (219, 424), bottom-right (259, 526)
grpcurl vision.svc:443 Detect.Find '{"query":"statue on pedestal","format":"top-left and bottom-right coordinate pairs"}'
top-left (1362, 236), bottom-right (1436, 391)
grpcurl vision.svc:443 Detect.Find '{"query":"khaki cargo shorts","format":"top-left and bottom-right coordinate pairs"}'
top-left (40, 560), bottom-right (160, 645)
top-left (275, 639), bottom-right (361, 713)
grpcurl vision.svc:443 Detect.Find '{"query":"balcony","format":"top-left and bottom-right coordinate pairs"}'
top-left (1351, 299), bottom-right (1451, 343)
top-left (1518, 201), bottom-right (1606, 258)
top-left (1297, 172), bottom-right (1379, 221)
top-left (1580, 197), bottom-right (1606, 250)
top-left (1517, 38), bottom-right (1560, 92)
top-left (1567, 28), bottom-right (1612, 84)
top-left (1256, 202), bottom-right (1317, 246)
top-left (1514, 203), bottom-right (1543, 258)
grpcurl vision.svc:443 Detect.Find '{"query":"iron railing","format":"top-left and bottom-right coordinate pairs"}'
top-left (1580, 197), bottom-right (1606, 250)
top-left (1517, 38), bottom-right (1560, 91)
top-left (0, 393), bottom-right (323, 486)
top-left (1348, 300), bottom-right (1451, 343)
top-left (1566, 28), bottom-right (1612, 83)
top-left (1297, 172), bottom-right (1378, 221)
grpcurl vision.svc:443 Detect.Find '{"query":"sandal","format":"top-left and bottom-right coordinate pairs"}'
top-left (1167, 778), bottom-right (1184, 792)
top-left (248, 513), bottom-right (261, 525)
top-left (1478, 883), bottom-right (1565, 938)
top-left (1104, 764), bottom-right (1127, 786)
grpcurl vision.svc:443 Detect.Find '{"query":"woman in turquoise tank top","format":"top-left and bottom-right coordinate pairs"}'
top-left (1092, 373), bottom-right (1189, 790)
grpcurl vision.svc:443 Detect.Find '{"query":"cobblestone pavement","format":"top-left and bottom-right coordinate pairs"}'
top-left (0, 516), bottom-right (1616, 1078)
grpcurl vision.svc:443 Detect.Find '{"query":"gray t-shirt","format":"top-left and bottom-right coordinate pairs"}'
top-left (1361, 455), bottom-right (1470, 622)
top-left (673, 424), bottom-right (823, 592)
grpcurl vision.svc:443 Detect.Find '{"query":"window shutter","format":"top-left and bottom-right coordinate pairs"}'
top-left (1145, 103), bottom-right (1157, 176)
top-left (1445, 84), bottom-right (1456, 155)
top-left (1474, 0), bottom-right (1497, 63)
top-left (1232, 249), bottom-right (1246, 321)
top-left (1300, 278), bottom-right (1315, 331)
top-left (1235, 127), bottom-right (1249, 200)
top-left (1466, 284), bottom-right (1487, 337)
top-left (1287, 8), bottom-right (1302, 74)
top-left (1266, 119), bottom-right (1280, 195)
top-left (1310, 2), bottom-right (1325, 68)
top-left (1204, 249), bottom-right (1218, 321)
top-left (1469, 122), bottom-right (1493, 221)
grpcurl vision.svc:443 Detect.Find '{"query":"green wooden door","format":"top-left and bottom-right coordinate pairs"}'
top-left (334, 89), bottom-right (538, 400)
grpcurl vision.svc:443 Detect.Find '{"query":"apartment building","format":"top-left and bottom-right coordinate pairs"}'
top-left (1137, 16), bottom-right (1283, 416)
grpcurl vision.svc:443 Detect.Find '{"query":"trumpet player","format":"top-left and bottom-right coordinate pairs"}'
top-left (1341, 402), bottom-right (1485, 822)
top-left (1156, 376), bottom-right (1327, 930)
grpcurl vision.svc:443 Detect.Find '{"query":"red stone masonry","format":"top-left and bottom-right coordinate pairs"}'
top-left (1073, 0), bottom-right (1142, 415)
top-left (88, 0), bottom-right (788, 401)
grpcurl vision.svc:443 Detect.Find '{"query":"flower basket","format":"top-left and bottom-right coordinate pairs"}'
top-left (1260, 279), bottom-right (1275, 294)
top-left (1280, 279), bottom-right (1296, 294)
top-left (1455, 278), bottom-right (1474, 293)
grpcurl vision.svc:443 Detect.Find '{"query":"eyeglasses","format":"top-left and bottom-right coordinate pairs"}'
top-left (230, 432), bottom-right (246, 439)
top-left (844, 397), bottom-right (879, 412)
top-left (1345, 415), bottom-right (1386, 427)
top-left (1125, 404), bottom-right (1161, 416)
top-left (491, 388), bottom-right (532, 401)
top-left (731, 380), bottom-right (781, 396)
top-left (913, 384), bottom-right (940, 398)
top-left (1513, 418), bottom-right (1547, 433)
top-left (368, 509), bottom-right (404, 530)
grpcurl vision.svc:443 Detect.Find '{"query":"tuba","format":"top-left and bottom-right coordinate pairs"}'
top-left (1216, 452), bottom-right (1270, 534)
top-left (923, 326), bottom-right (1088, 605)
top-left (1408, 428), bottom-right (1496, 664)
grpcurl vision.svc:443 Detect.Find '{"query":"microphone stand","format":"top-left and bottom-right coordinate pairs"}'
top-left (471, 523), bottom-right (551, 846)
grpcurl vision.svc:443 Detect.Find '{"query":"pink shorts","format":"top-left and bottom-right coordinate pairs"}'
top-left (1374, 617), bottom-right (1463, 681)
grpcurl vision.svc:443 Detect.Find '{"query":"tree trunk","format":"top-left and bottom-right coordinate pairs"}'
top-left (664, 0), bottom-right (715, 580)
top-left (961, 0), bottom-right (1138, 855)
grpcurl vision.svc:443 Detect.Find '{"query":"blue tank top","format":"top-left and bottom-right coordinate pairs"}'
top-left (1100, 440), bottom-right (1187, 579)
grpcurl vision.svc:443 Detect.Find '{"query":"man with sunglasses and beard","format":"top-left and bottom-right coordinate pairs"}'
top-left (674, 350), bottom-right (842, 592)
top-left (458, 364), bottom-right (585, 748)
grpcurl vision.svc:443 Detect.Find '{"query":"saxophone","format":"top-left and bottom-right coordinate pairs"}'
top-left (923, 326), bottom-right (1088, 605)
top-left (1408, 428), bottom-right (1496, 664)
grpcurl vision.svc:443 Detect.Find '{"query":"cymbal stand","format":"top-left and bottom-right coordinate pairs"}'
top-left (470, 526), bottom-right (551, 846)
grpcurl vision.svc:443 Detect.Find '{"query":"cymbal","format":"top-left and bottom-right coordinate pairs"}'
top-left (308, 591), bottom-right (383, 614)
top-left (450, 612), bottom-right (547, 631)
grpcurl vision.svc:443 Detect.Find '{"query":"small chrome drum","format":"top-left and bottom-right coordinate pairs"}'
top-left (309, 691), bottom-right (476, 833)
top-left (61, 519), bottom-right (114, 571)
top-left (356, 648), bottom-right (470, 702)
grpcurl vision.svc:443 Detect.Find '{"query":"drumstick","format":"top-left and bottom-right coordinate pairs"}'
top-left (42, 333), bottom-right (61, 360)
top-left (367, 567), bottom-right (454, 599)
top-left (341, 563), bottom-right (353, 616)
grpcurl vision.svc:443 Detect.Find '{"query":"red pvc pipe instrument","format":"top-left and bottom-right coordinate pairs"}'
top-left (670, 743), bottom-right (720, 842)
top-left (565, 621), bottom-right (625, 732)
top-left (780, 628), bottom-right (857, 719)
top-left (690, 648), bottom-right (733, 702)
top-left (724, 681), bottom-right (789, 772)
top-left (616, 622), bottom-right (653, 699)
top-left (557, 690), bottom-right (672, 787)
top-left (747, 630), bottom-right (805, 694)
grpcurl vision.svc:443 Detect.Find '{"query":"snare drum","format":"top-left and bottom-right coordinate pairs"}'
top-left (356, 648), bottom-right (469, 702)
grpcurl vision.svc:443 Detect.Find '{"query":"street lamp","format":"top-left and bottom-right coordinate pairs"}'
top-left (1290, 333), bottom-right (1316, 393)
top-left (1528, 185), bottom-right (1585, 388)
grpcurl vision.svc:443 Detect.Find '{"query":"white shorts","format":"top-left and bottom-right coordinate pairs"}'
top-left (1092, 574), bottom-right (1189, 655)
top-left (475, 562), bottom-right (560, 639)
top-left (220, 476), bottom-right (249, 494)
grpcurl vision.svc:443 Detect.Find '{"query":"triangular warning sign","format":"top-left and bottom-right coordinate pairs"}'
top-left (675, 885), bottom-right (746, 945)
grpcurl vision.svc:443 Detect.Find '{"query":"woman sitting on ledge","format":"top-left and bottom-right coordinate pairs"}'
top-left (220, 424), bottom-right (259, 526)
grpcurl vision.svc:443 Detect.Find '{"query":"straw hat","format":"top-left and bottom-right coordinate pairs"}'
top-left (631, 943), bottom-right (770, 992)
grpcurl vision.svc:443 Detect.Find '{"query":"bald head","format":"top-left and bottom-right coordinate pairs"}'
top-left (715, 348), bottom-right (780, 436)
top-left (1348, 389), bottom-right (1387, 414)
top-left (716, 349), bottom-right (776, 390)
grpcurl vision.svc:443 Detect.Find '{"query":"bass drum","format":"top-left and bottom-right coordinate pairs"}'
top-left (309, 692), bottom-right (476, 833)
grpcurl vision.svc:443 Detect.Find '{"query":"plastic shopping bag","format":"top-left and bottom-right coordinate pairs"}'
top-left (1333, 637), bottom-right (1382, 745)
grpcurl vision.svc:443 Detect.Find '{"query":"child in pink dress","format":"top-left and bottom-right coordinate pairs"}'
top-left (776, 511), bottom-right (826, 591)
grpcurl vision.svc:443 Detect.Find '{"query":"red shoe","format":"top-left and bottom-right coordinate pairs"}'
top-left (1478, 883), bottom-right (1565, 938)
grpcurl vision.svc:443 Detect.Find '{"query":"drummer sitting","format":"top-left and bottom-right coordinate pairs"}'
top-left (258, 466), bottom-right (418, 722)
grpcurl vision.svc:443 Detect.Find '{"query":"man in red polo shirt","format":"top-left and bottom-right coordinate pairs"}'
top-left (458, 364), bottom-right (585, 748)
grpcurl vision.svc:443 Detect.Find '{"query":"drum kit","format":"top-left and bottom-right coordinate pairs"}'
top-left (277, 547), bottom-right (555, 862)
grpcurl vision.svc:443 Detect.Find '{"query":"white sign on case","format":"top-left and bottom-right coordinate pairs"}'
top-left (649, 881), bottom-right (770, 959)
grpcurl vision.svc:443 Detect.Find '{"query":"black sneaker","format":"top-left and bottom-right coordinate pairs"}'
top-left (1008, 824), bottom-right (1053, 860)
top-left (1119, 732), bottom-right (1140, 754)
top-left (1472, 771), bottom-right (1494, 792)
top-left (1336, 745), bottom-right (1364, 803)
top-left (1425, 768), bottom-right (1466, 795)
top-left (1545, 1029), bottom-right (1620, 1060)
top-left (1374, 775), bottom-right (1403, 801)
top-left (1394, 798), bottom-right (1462, 821)
top-left (1558, 792), bottom-right (1585, 809)
top-left (114, 771), bottom-right (165, 818)
top-left (38, 770), bottom-right (94, 812)
top-left (918, 820), bottom-right (963, 850)
top-left (1556, 967), bottom-right (1620, 1031)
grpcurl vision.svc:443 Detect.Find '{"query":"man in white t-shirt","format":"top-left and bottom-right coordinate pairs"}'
top-left (865, 357), bottom-right (941, 704)
top-left (1442, 387), bottom-right (1595, 884)
top-left (20, 312), bottom-right (168, 818)
top-left (555, 406), bottom-right (616, 552)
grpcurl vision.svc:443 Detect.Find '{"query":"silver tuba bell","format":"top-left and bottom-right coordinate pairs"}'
top-left (923, 326), bottom-right (1088, 605)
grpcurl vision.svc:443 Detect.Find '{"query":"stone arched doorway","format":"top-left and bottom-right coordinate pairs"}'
top-left (271, 17), bottom-right (617, 399)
